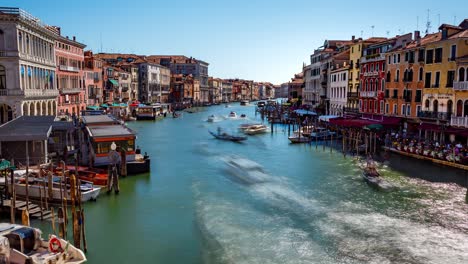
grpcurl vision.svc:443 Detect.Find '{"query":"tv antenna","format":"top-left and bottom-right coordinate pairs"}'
top-left (360, 30), bottom-right (363, 38)
top-left (386, 30), bottom-right (390, 37)
top-left (425, 9), bottom-right (431, 34)
top-left (371, 25), bottom-right (375, 37)
top-left (454, 15), bottom-right (457, 25)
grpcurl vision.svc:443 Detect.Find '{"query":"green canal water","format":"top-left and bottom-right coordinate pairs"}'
top-left (32, 103), bottom-right (468, 263)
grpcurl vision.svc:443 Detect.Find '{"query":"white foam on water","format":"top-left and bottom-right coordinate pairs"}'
top-left (317, 208), bottom-right (468, 264)
top-left (195, 194), bottom-right (337, 264)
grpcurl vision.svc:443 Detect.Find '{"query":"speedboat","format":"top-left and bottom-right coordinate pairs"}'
top-left (228, 111), bottom-right (237, 118)
top-left (207, 115), bottom-right (216, 122)
top-left (362, 162), bottom-right (396, 192)
top-left (240, 114), bottom-right (247, 118)
top-left (244, 124), bottom-right (268, 135)
top-left (240, 100), bottom-right (249, 106)
top-left (0, 223), bottom-right (86, 263)
top-left (238, 123), bottom-right (262, 131)
top-left (224, 156), bottom-right (269, 185)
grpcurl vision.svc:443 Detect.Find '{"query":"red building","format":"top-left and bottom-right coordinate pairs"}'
top-left (359, 34), bottom-right (412, 115)
top-left (55, 34), bottom-right (87, 116)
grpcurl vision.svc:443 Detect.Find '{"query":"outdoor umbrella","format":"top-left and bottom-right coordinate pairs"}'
top-left (294, 109), bottom-right (317, 116)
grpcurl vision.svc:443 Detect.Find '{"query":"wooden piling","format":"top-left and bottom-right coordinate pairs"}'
top-left (10, 169), bottom-right (15, 224)
top-left (58, 207), bottom-right (65, 238)
top-left (81, 209), bottom-right (87, 253)
top-left (51, 207), bottom-right (56, 235)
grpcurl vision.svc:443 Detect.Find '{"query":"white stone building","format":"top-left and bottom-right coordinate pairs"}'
top-left (0, 7), bottom-right (59, 124)
top-left (329, 65), bottom-right (349, 116)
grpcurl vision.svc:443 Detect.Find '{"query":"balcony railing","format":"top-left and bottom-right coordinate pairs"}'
top-left (59, 65), bottom-right (80, 72)
top-left (454, 81), bottom-right (468, 91)
top-left (360, 54), bottom-right (385, 63)
top-left (359, 91), bottom-right (377, 98)
top-left (24, 89), bottom-right (59, 98)
top-left (451, 116), bottom-right (468, 128)
top-left (343, 107), bottom-right (359, 113)
top-left (0, 89), bottom-right (25, 96)
top-left (0, 50), bottom-right (18, 57)
top-left (60, 88), bottom-right (82, 94)
top-left (347, 92), bottom-right (358, 98)
top-left (417, 111), bottom-right (450, 121)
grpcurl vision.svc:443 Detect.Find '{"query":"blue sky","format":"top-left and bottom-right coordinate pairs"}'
top-left (3, 0), bottom-right (467, 84)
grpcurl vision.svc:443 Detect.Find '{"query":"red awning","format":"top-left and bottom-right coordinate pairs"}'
top-left (418, 123), bottom-right (443, 132)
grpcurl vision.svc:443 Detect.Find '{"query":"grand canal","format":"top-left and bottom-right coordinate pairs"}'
top-left (35, 103), bottom-right (468, 263)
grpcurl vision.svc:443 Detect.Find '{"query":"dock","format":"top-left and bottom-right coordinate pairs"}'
top-left (1, 199), bottom-right (54, 220)
top-left (383, 147), bottom-right (468, 171)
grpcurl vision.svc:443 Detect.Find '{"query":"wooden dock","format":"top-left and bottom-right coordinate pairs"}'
top-left (1, 199), bottom-right (54, 220)
top-left (383, 147), bottom-right (468, 171)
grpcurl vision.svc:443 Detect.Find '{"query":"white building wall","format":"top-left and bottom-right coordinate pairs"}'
top-left (329, 69), bottom-right (348, 116)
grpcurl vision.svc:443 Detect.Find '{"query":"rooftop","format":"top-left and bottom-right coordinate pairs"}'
top-left (0, 116), bottom-right (55, 142)
top-left (87, 125), bottom-right (135, 138)
top-left (81, 115), bottom-right (120, 125)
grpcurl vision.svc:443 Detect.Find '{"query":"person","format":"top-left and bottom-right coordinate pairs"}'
top-left (107, 142), bottom-right (121, 194)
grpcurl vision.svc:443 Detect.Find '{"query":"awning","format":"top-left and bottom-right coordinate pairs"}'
top-left (294, 109), bottom-right (317, 116)
top-left (0, 159), bottom-right (11, 170)
top-left (319, 115), bottom-right (339, 122)
top-left (419, 123), bottom-right (443, 132)
top-left (109, 79), bottom-right (119, 86)
top-left (86, 105), bottom-right (100, 110)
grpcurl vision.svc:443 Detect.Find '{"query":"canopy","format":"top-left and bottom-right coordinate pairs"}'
top-left (319, 115), bottom-right (339, 122)
top-left (294, 109), bottom-right (317, 116)
top-left (0, 159), bottom-right (11, 170)
top-left (109, 79), bottom-right (119, 86)
top-left (100, 104), bottom-right (109, 108)
top-left (111, 103), bottom-right (127, 107)
top-left (364, 124), bottom-right (384, 130)
top-left (86, 105), bottom-right (100, 110)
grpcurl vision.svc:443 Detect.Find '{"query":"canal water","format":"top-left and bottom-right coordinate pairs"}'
top-left (35, 103), bottom-right (468, 264)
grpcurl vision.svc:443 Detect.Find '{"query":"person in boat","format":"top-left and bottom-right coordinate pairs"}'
top-left (107, 142), bottom-right (121, 194)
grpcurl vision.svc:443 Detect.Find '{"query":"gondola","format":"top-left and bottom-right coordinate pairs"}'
top-left (209, 131), bottom-right (247, 142)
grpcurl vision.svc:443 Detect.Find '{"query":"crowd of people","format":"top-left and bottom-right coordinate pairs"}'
top-left (386, 133), bottom-right (468, 165)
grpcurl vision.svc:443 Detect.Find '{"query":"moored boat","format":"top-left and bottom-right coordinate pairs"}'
top-left (56, 165), bottom-right (108, 186)
top-left (288, 132), bottom-right (312, 143)
top-left (0, 223), bottom-right (86, 264)
top-left (228, 111), bottom-right (237, 118)
top-left (240, 100), bottom-right (249, 106)
top-left (309, 127), bottom-right (339, 140)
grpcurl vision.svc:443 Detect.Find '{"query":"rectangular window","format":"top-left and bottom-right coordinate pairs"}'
top-left (434, 48), bottom-right (443, 63)
top-left (434, 72), bottom-right (440, 88)
top-left (393, 55), bottom-right (396, 64)
top-left (405, 52), bottom-right (409, 62)
top-left (425, 72), bottom-right (432, 88)
top-left (402, 105), bottom-right (406, 115)
top-left (407, 105), bottom-right (411, 116)
top-left (385, 89), bottom-right (390, 98)
top-left (426, 49), bottom-right (434, 64)
top-left (376, 63), bottom-right (379, 72)
top-left (416, 105), bottom-right (422, 115)
top-left (450, 45), bottom-right (456, 61)
top-left (393, 104), bottom-right (397, 115)
top-left (397, 54), bottom-right (401, 63)
top-left (418, 49), bottom-right (425, 62)
top-left (393, 89), bottom-right (398, 99)
top-left (447, 71), bottom-right (455, 87)
top-left (385, 103), bottom-right (389, 114)
top-left (415, 90), bottom-right (422, 102)
top-left (380, 101), bottom-right (384, 114)
top-left (388, 56), bottom-right (391, 64)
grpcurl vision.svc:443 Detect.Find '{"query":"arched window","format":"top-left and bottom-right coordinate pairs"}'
top-left (0, 29), bottom-right (5, 51)
top-left (425, 99), bottom-right (430, 109)
top-left (0, 65), bottom-right (5, 90)
top-left (459, 68), bottom-right (465, 82)
top-left (457, 100), bottom-right (463, 117)
top-left (433, 100), bottom-right (438, 113)
top-left (396, 70), bottom-right (400, 82)
top-left (404, 69), bottom-right (408, 81)
top-left (419, 67), bottom-right (423, 81)
top-left (386, 71), bottom-right (391, 82)
top-left (381, 80), bottom-right (385, 91)
top-left (18, 32), bottom-right (22, 52)
top-left (409, 69), bottom-right (414, 81)
top-left (26, 35), bottom-right (30, 54)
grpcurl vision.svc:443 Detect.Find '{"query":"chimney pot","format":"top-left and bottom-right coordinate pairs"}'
top-left (352, 35), bottom-right (355, 41)
top-left (414, 30), bottom-right (420, 40)
top-left (73, 36), bottom-right (76, 41)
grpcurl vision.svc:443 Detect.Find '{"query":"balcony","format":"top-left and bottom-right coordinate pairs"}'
top-left (359, 91), bottom-right (377, 98)
top-left (360, 54), bottom-right (385, 63)
top-left (60, 88), bottom-right (82, 94)
top-left (24, 89), bottom-right (59, 98)
top-left (363, 71), bottom-right (379, 77)
top-left (451, 116), bottom-right (468, 128)
top-left (343, 107), bottom-right (359, 113)
top-left (0, 50), bottom-right (18, 57)
top-left (59, 65), bottom-right (80, 72)
top-left (431, 84), bottom-right (440, 88)
top-left (347, 92), bottom-right (358, 98)
top-left (404, 96), bottom-right (412, 103)
top-left (417, 111), bottom-right (450, 121)
top-left (454, 81), bottom-right (468, 91)
top-left (0, 89), bottom-right (25, 96)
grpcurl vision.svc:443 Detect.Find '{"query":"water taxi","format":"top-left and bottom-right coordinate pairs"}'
top-left (240, 100), bottom-right (249, 106)
top-left (244, 124), bottom-right (268, 135)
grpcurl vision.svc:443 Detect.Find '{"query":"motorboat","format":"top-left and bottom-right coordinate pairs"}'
top-left (309, 127), bottom-right (339, 140)
top-left (172, 112), bottom-right (181, 118)
top-left (9, 173), bottom-right (101, 203)
top-left (228, 111), bottom-right (237, 118)
top-left (238, 123), bottom-right (262, 131)
top-left (362, 161), bottom-right (396, 192)
top-left (240, 100), bottom-right (249, 106)
top-left (207, 115), bottom-right (216, 122)
top-left (0, 223), bottom-right (86, 263)
top-left (300, 126), bottom-right (314, 138)
top-left (225, 104), bottom-right (231, 108)
top-left (224, 156), bottom-right (269, 185)
top-left (240, 114), bottom-right (247, 118)
top-left (55, 165), bottom-right (108, 186)
top-left (257, 101), bottom-right (266, 108)
top-left (244, 124), bottom-right (268, 135)
top-left (288, 132), bottom-right (312, 143)
top-left (209, 130), bottom-right (247, 142)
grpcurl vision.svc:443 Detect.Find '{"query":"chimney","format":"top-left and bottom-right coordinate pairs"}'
top-left (352, 35), bottom-right (355, 41)
top-left (66, 36), bottom-right (69, 39)
top-left (73, 36), bottom-right (76, 41)
top-left (414, 30), bottom-right (420, 40)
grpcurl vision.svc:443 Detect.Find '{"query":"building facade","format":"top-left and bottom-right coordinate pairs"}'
top-left (329, 64), bottom-right (348, 116)
top-left (138, 63), bottom-right (170, 103)
top-left (55, 35), bottom-right (86, 116)
top-left (0, 7), bottom-right (59, 124)
top-left (84, 51), bottom-right (104, 106)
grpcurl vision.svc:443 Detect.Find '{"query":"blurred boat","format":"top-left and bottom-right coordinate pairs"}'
top-left (224, 156), bottom-right (269, 184)
top-left (209, 130), bottom-right (247, 142)
top-left (244, 124), bottom-right (268, 135)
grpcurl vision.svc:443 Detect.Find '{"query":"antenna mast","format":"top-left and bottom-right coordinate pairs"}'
top-left (425, 9), bottom-right (431, 34)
